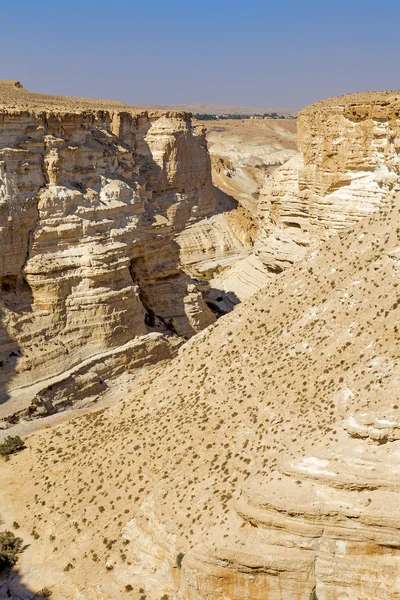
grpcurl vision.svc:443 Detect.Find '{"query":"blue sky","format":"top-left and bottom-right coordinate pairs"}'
top-left (1, 0), bottom-right (400, 110)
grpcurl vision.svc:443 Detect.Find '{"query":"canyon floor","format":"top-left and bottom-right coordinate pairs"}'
top-left (203, 118), bottom-right (297, 209)
top-left (1, 83), bottom-right (400, 599)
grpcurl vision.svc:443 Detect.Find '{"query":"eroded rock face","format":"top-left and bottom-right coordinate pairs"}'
top-left (182, 414), bottom-right (400, 599)
top-left (0, 88), bottom-right (215, 416)
top-left (205, 118), bottom-right (298, 215)
top-left (176, 119), bottom-right (298, 312)
top-left (262, 93), bottom-right (400, 252)
top-left (298, 94), bottom-right (400, 229)
top-left (212, 93), bottom-right (400, 305)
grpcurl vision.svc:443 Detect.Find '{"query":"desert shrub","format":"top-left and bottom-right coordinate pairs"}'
top-left (0, 436), bottom-right (25, 459)
top-left (176, 552), bottom-right (185, 568)
top-left (0, 530), bottom-right (23, 572)
top-left (36, 588), bottom-right (53, 598)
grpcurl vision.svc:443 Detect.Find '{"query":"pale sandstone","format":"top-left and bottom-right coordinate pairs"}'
top-left (0, 84), bottom-right (215, 418)
top-left (177, 119), bottom-right (297, 311)
top-left (2, 158), bottom-right (400, 598)
top-left (213, 92), bottom-right (400, 306)
top-left (182, 415), bottom-right (400, 599)
top-left (204, 118), bottom-right (297, 214)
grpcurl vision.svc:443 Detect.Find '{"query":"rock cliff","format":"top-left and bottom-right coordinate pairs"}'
top-left (2, 90), bottom-right (400, 599)
top-left (204, 118), bottom-right (297, 215)
top-left (212, 92), bottom-right (400, 307)
top-left (0, 83), bottom-right (215, 419)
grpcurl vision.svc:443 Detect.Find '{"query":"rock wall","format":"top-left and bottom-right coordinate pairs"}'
top-left (176, 119), bottom-right (297, 312)
top-left (298, 93), bottom-right (400, 230)
top-left (212, 92), bottom-right (400, 306)
top-left (262, 92), bottom-right (400, 252)
top-left (0, 91), bottom-right (216, 416)
top-left (205, 118), bottom-right (297, 215)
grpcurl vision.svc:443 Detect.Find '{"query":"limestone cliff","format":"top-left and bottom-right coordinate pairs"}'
top-left (2, 97), bottom-right (400, 598)
top-left (0, 83), bottom-right (215, 418)
top-left (212, 92), bottom-right (400, 307)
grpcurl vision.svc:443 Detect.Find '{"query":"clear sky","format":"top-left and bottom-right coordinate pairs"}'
top-left (2, 0), bottom-right (400, 110)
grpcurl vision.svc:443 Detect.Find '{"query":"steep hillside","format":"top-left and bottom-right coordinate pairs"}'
top-left (2, 179), bottom-right (400, 598)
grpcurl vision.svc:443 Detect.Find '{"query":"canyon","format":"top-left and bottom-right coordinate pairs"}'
top-left (1, 83), bottom-right (400, 599)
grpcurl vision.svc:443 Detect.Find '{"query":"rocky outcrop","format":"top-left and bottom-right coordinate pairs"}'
top-left (208, 155), bottom-right (306, 309)
top-left (205, 118), bottom-right (298, 215)
top-left (177, 200), bottom-right (257, 276)
top-left (4, 173), bottom-right (400, 599)
top-left (0, 84), bottom-right (215, 417)
top-left (298, 92), bottom-right (400, 229)
top-left (7, 333), bottom-right (175, 422)
top-left (211, 93), bottom-right (400, 306)
top-left (182, 412), bottom-right (400, 599)
top-left (3, 90), bottom-right (400, 600)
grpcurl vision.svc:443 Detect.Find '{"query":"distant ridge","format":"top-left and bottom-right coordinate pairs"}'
top-left (0, 80), bottom-right (25, 89)
top-left (132, 103), bottom-right (297, 116)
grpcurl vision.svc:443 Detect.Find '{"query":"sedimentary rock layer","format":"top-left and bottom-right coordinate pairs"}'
top-left (176, 118), bottom-right (298, 311)
top-left (205, 118), bottom-right (298, 214)
top-left (0, 83), bottom-right (215, 416)
top-left (182, 414), bottom-right (400, 599)
top-left (213, 92), bottom-right (400, 305)
top-left (2, 89), bottom-right (400, 599)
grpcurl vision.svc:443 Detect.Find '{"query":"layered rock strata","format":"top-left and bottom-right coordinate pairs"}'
top-left (2, 89), bottom-right (400, 599)
top-left (204, 118), bottom-right (298, 215)
top-left (212, 92), bottom-right (400, 307)
top-left (0, 83), bottom-right (215, 417)
top-left (177, 119), bottom-right (297, 311)
top-left (3, 170), bottom-right (400, 599)
top-left (181, 413), bottom-right (400, 599)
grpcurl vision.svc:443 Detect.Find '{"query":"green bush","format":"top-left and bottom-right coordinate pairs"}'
top-left (0, 530), bottom-right (23, 572)
top-left (0, 436), bottom-right (26, 459)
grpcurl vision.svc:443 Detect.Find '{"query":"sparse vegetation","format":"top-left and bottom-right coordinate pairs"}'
top-left (0, 435), bottom-right (25, 459)
top-left (36, 588), bottom-right (53, 598)
top-left (0, 530), bottom-right (23, 572)
top-left (1, 91), bottom-right (400, 597)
